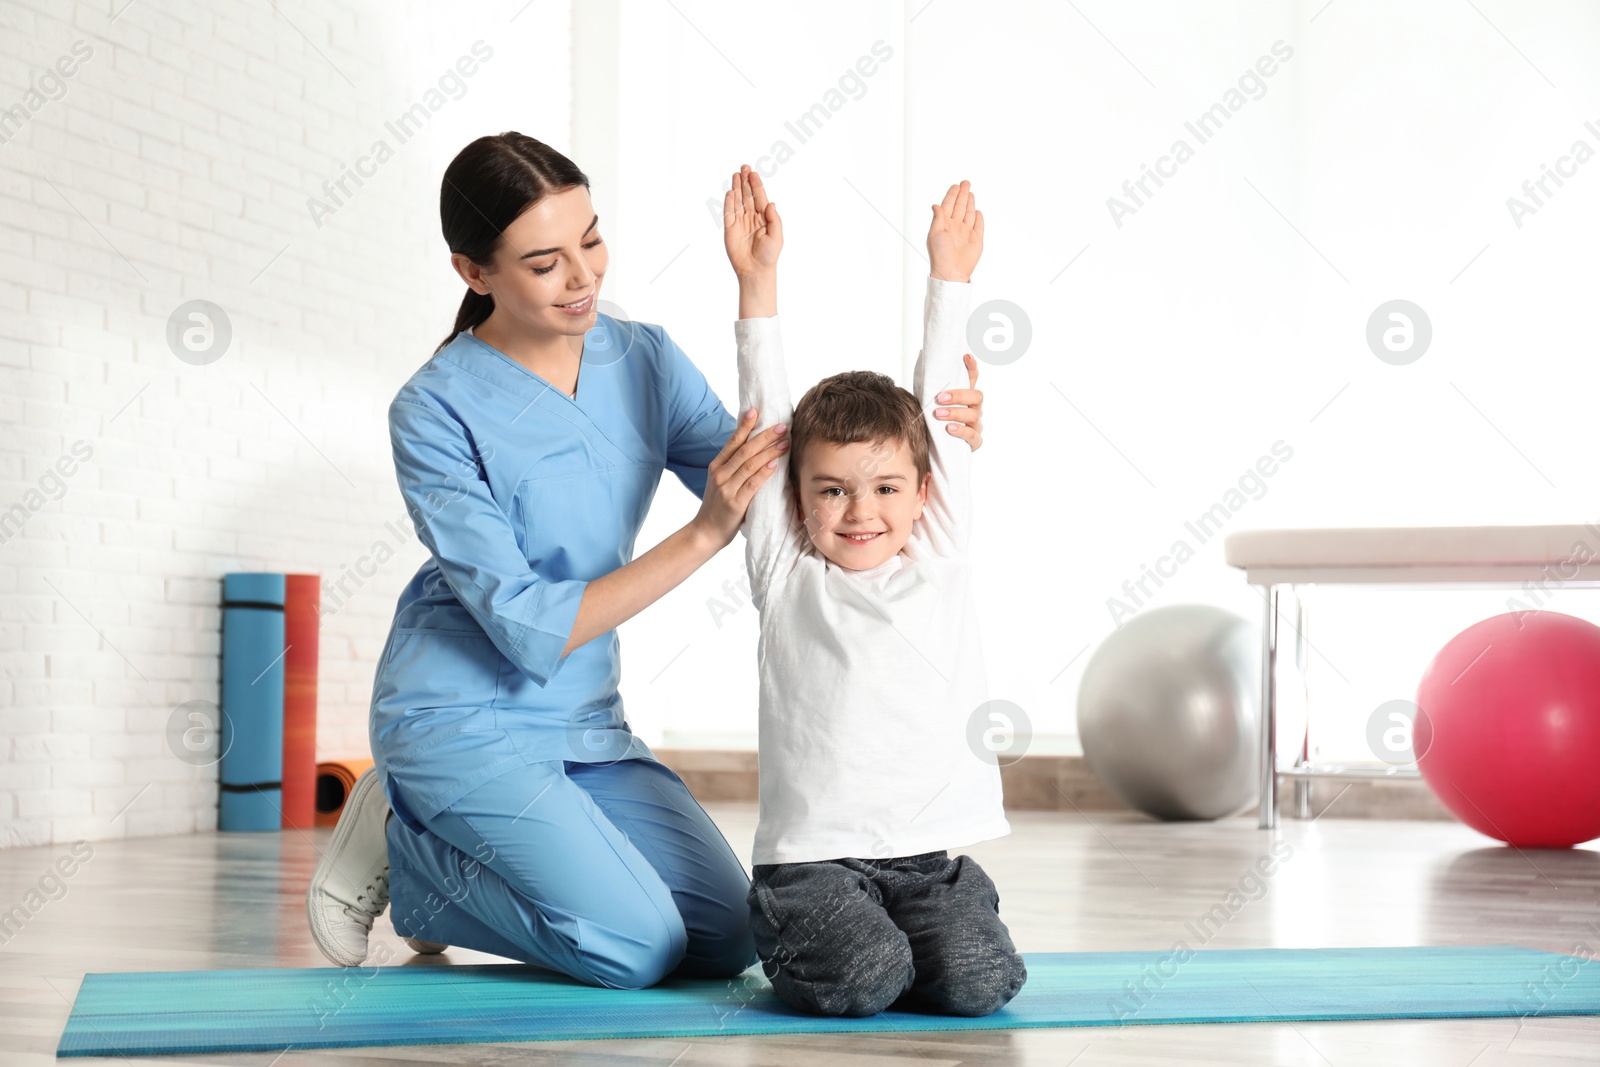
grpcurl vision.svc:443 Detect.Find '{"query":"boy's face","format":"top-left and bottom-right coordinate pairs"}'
top-left (794, 436), bottom-right (930, 570)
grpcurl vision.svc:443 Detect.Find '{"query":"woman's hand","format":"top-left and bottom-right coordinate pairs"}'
top-left (723, 164), bottom-right (783, 279)
top-left (691, 407), bottom-right (789, 551)
top-left (934, 352), bottom-right (985, 451)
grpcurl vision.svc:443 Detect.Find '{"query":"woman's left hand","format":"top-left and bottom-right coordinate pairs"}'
top-left (933, 352), bottom-right (985, 451)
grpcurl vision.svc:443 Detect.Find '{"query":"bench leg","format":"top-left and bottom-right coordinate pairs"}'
top-left (1292, 590), bottom-right (1312, 820)
top-left (1258, 584), bottom-right (1279, 830)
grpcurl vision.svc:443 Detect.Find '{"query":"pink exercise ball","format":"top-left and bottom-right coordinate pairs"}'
top-left (1414, 610), bottom-right (1600, 848)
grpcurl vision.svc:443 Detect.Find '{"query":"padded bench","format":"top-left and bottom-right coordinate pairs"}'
top-left (1223, 524), bottom-right (1600, 828)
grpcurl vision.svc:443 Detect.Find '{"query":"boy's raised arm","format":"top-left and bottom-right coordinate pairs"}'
top-left (724, 165), bottom-right (801, 602)
top-left (912, 277), bottom-right (975, 556)
top-left (735, 305), bottom-right (802, 600)
top-left (912, 180), bottom-right (984, 557)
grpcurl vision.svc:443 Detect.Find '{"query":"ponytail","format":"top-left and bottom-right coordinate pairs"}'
top-left (437, 287), bottom-right (495, 354)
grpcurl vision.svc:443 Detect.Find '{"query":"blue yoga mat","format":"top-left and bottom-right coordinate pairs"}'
top-left (220, 572), bottom-right (285, 831)
top-left (56, 945), bottom-right (1600, 1057)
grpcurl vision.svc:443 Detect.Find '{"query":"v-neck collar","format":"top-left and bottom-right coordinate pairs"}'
top-left (463, 325), bottom-right (585, 406)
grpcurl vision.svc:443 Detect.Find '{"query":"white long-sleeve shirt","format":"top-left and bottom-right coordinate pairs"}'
top-left (735, 275), bottom-right (1010, 865)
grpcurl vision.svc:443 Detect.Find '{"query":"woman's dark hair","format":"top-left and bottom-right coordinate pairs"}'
top-left (434, 132), bottom-right (590, 354)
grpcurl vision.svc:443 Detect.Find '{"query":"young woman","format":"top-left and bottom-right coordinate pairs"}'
top-left (306, 133), bottom-right (986, 988)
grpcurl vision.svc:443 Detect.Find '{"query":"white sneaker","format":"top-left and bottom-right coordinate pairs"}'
top-left (306, 766), bottom-right (393, 966)
top-left (403, 936), bottom-right (448, 954)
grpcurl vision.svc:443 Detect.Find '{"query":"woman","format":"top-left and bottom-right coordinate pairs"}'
top-left (306, 133), bottom-right (986, 988)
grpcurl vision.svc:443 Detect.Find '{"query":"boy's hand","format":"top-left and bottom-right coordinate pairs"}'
top-left (927, 179), bottom-right (982, 283)
top-left (723, 164), bottom-right (783, 279)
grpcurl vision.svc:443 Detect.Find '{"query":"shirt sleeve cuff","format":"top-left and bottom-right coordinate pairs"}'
top-left (927, 276), bottom-right (971, 298)
top-left (512, 576), bottom-right (589, 686)
top-left (735, 315), bottom-right (782, 342)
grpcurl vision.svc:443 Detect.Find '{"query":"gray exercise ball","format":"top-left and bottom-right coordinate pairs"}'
top-left (1077, 604), bottom-right (1261, 821)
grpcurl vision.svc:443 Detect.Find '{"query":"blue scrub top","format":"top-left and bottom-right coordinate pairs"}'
top-left (370, 313), bottom-right (737, 833)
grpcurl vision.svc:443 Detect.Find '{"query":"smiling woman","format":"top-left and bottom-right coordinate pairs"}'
top-left (444, 195), bottom-right (607, 398)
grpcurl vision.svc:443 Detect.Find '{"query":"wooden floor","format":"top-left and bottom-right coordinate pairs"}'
top-left (3, 804), bottom-right (1599, 1065)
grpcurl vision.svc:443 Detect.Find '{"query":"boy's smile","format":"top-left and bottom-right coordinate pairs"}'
top-left (795, 437), bottom-right (930, 570)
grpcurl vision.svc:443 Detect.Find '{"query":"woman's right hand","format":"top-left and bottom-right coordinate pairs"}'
top-left (692, 407), bottom-right (788, 551)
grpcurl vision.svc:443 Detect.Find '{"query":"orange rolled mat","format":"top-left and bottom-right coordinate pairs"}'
top-left (314, 758), bottom-right (374, 827)
top-left (281, 574), bottom-right (320, 831)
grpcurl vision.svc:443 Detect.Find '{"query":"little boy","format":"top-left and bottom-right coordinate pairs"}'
top-left (722, 167), bottom-right (1026, 1018)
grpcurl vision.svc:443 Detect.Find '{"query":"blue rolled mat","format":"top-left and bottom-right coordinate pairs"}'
top-left (219, 572), bottom-right (285, 832)
top-left (56, 945), bottom-right (1600, 1057)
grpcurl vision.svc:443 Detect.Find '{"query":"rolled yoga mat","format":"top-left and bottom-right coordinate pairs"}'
top-left (315, 758), bottom-right (374, 827)
top-left (280, 574), bottom-right (320, 831)
top-left (55, 945), bottom-right (1600, 1056)
top-left (219, 573), bottom-right (285, 832)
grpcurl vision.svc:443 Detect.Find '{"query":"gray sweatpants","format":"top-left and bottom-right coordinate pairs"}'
top-left (747, 850), bottom-right (1027, 1017)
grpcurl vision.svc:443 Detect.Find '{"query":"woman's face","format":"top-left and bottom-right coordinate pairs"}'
top-left (454, 184), bottom-right (609, 341)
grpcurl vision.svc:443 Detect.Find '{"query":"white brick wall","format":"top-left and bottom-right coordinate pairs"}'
top-left (0, 0), bottom-right (571, 847)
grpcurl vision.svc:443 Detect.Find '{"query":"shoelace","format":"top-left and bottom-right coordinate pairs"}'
top-left (340, 864), bottom-right (391, 928)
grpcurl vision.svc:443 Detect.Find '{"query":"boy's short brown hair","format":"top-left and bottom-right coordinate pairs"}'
top-left (786, 370), bottom-right (931, 500)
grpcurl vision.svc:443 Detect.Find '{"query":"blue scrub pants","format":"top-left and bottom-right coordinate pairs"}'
top-left (384, 756), bottom-right (759, 988)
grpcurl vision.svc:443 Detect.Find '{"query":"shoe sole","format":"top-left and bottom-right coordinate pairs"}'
top-left (305, 766), bottom-right (387, 967)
